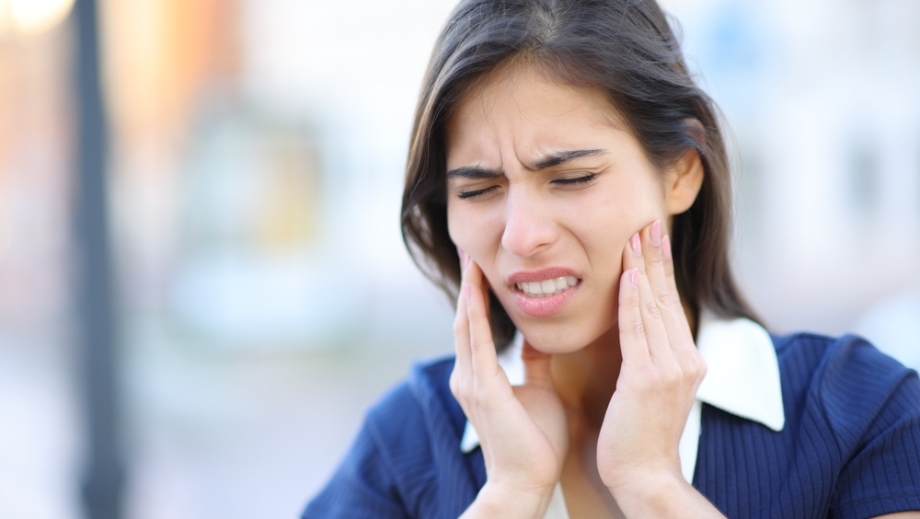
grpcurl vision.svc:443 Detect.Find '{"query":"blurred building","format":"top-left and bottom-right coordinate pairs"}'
top-left (0, 1), bottom-right (81, 518)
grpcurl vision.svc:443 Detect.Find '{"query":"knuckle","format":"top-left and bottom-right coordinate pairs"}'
top-left (661, 367), bottom-right (682, 387)
top-left (664, 264), bottom-right (677, 279)
top-left (644, 300), bottom-right (662, 320)
top-left (694, 356), bottom-right (708, 380)
top-left (656, 289), bottom-right (681, 309)
top-left (645, 370), bottom-right (668, 390)
top-left (678, 364), bottom-right (696, 384)
top-left (471, 387), bottom-right (490, 410)
top-left (453, 319), bottom-right (467, 338)
top-left (449, 371), bottom-right (463, 394)
top-left (681, 360), bottom-right (700, 379)
top-left (683, 353), bottom-right (706, 381)
top-left (631, 318), bottom-right (646, 340)
top-left (468, 334), bottom-right (483, 351)
top-left (450, 381), bottom-right (466, 403)
top-left (457, 387), bottom-right (472, 405)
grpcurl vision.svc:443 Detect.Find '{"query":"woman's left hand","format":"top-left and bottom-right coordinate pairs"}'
top-left (596, 220), bottom-right (717, 516)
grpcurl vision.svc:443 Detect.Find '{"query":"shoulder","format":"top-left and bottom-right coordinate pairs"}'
top-left (367, 356), bottom-right (479, 515)
top-left (773, 332), bottom-right (920, 516)
top-left (771, 331), bottom-right (913, 377)
top-left (772, 332), bottom-right (920, 429)
top-left (365, 355), bottom-right (463, 443)
top-left (304, 355), bottom-right (478, 519)
top-left (696, 331), bottom-right (920, 517)
top-left (354, 356), bottom-right (463, 472)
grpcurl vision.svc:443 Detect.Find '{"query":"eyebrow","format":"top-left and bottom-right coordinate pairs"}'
top-left (446, 149), bottom-right (606, 179)
top-left (531, 149), bottom-right (606, 170)
top-left (445, 165), bottom-right (502, 179)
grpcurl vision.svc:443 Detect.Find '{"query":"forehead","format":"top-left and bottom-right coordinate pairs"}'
top-left (445, 64), bottom-right (626, 152)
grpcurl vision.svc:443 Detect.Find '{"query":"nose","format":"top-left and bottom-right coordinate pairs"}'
top-left (500, 187), bottom-right (556, 258)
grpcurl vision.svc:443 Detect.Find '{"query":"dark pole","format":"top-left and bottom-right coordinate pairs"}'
top-left (73, 0), bottom-right (124, 518)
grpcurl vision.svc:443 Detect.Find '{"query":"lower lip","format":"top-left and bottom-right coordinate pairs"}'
top-left (513, 283), bottom-right (580, 318)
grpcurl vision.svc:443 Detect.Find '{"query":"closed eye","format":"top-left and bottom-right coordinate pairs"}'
top-left (457, 185), bottom-right (499, 199)
top-left (552, 174), bottom-right (596, 186)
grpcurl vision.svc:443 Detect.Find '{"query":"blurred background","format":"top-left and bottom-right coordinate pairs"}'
top-left (0, 0), bottom-right (918, 517)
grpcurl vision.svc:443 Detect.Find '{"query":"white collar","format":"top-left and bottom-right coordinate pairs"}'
top-left (459, 310), bottom-right (785, 485)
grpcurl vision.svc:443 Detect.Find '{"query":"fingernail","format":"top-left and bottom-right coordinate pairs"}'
top-left (463, 284), bottom-right (472, 301)
top-left (628, 268), bottom-right (638, 287)
top-left (650, 220), bottom-right (661, 246)
top-left (630, 232), bottom-right (642, 256)
top-left (662, 234), bottom-right (672, 260)
top-left (457, 247), bottom-right (468, 268)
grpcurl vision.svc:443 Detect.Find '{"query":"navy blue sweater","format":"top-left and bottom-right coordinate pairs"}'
top-left (303, 333), bottom-right (920, 518)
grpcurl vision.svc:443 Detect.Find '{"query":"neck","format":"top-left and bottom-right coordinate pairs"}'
top-left (549, 301), bottom-right (698, 430)
top-left (550, 324), bottom-right (622, 429)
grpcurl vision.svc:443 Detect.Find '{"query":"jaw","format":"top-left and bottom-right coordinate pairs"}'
top-left (513, 306), bottom-right (618, 355)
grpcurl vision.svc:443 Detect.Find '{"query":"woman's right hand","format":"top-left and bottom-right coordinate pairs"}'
top-left (453, 251), bottom-right (569, 519)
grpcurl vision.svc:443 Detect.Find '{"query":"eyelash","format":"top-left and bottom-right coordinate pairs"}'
top-left (552, 174), bottom-right (596, 186)
top-left (457, 186), bottom-right (498, 200)
top-left (456, 174), bottom-right (596, 200)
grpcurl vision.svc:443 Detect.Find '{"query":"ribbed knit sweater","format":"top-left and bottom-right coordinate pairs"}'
top-left (303, 333), bottom-right (920, 518)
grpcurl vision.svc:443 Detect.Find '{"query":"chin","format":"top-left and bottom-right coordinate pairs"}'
top-left (516, 315), bottom-right (616, 354)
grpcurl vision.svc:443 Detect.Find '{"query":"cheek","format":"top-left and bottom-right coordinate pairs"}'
top-left (573, 178), bottom-right (666, 250)
top-left (563, 200), bottom-right (635, 265)
top-left (447, 205), bottom-right (508, 301)
top-left (446, 202), bottom-right (479, 251)
top-left (447, 203), bottom-right (502, 268)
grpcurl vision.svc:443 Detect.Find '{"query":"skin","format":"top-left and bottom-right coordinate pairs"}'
top-left (444, 64), bottom-right (920, 519)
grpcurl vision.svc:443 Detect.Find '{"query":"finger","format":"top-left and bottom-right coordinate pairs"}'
top-left (623, 229), bottom-right (648, 280)
top-left (617, 266), bottom-right (651, 367)
top-left (451, 247), bottom-right (475, 396)
top-left (452, 279), bottom-right (472, 387)
top-left (641, 222), bottom-right (693, 347)
top-left (464, 262), bottom-right (502, 383)
top-left (642, 220), bottom-right (676, 311)
top-left (627, 230), bottom-right (674, 368)
top-left (522, 340), bottom-right (553, 389)
top-left (659, 233), bottom-right (685, 324)
top-left (644, 228), bottom-right (703, 384)
top-left (657, 232), bottom-right (697, 360)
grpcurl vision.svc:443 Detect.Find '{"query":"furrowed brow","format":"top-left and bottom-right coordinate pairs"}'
top-left (446, 166), bottom-right (503, 179)
top-left (446, 149), bottom-right (605, 178)
top-left (531, 149), bottom-right (606, 170)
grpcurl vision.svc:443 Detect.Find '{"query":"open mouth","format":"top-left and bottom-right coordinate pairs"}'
top-left (515, 276), bottom-right (579, 298)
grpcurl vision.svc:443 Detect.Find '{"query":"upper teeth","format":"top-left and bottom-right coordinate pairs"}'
top-left (516, 276), bottom-right (578, 297)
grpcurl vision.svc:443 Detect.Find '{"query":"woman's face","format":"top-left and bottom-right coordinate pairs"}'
top-left (445, 65), bottom-right (699, 354)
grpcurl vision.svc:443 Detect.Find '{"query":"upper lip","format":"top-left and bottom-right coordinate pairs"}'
top-left (506, 267), bottom-right (580, 285)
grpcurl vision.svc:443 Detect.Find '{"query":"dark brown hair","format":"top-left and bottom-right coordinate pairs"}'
top-left (401, 0), bottom-right (759, 349)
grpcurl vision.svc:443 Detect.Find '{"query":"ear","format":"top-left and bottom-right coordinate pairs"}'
top-left (664, 147), bottom-right (704, 216)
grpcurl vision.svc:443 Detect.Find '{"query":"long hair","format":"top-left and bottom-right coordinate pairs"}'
top-left (401, 0), bottom-right (759, 349)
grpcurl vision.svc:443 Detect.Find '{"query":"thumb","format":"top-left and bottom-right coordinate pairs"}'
top-left (522, 340), bottom-right (554, 389)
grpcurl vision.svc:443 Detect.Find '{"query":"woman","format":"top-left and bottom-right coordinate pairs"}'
top-left (303, 0), bottom-right (920, 517)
